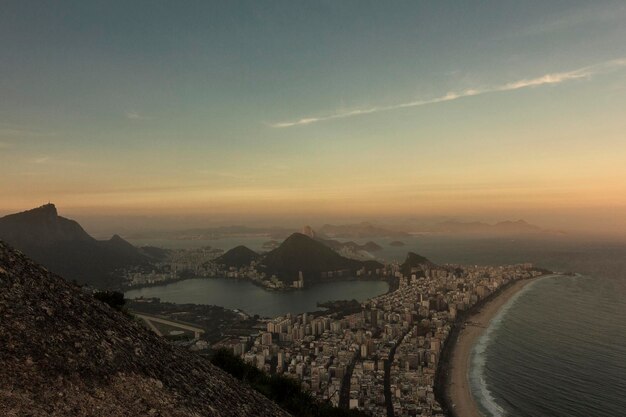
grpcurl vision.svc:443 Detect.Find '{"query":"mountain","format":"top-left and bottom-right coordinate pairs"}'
top-left (128, 225), bottom-right (295, 241)
top-left (299, 225), bottom-right (382, 259)
top-left (0, 241), bottom-right (290, 417)
top-left (493, 220), bottom-right (544, 233)
top-left (433, 219), bottom-right (557, 235)
top-left (317, 238), bottom-right (382, 254)
top-left (318, 222), bottom-right (408, 238)
top-left (362, 241), bottom-right (383, 252)
top-left (258, 233), bottom-right (383, 283)
top-left (0, 203), bottom-right (93, 245)
top-left (214, 245), bottom-right (260, 268)
top-left (400, 252), bottom-right (436, 276)
top-left (139, 245), bottom-right (171, 261)
top-left (0, 204), bottom-right (149, 289)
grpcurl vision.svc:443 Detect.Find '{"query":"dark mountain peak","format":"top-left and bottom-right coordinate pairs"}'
top-left (30, 202), bottom-right (58, 217)
top-left (0, 205), bottom-right (148, 289)
top-left (404, 252), bottom-right (431, 265)
top-left (215, 245), bottom-right (260, 268)
top-left (401, 252), bottom-right (435, 276)
top-left (6, 203), bottom-right (58, 220)
top-left (108, 234), bottom-right (137, 250)
top-left (103, 234), bottom-right (143, 258)
top-left (259, 233), bottom-right (382, 283)
top-left (0, 241), bottom-right (290, 417)
top-left (0, 203), bottom-right (93, 245)
top-left (109, 234), bottom-right (129, 244)
top-left (284, 232), bottom-right (313, 245)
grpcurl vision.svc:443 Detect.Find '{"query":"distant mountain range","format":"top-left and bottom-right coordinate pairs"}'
top-left (121, 218), bottom-right (559, 244)
top-left (299, 225), bottom-right (382, 260)
top-left (322, 240), bottom-right (382, 253)
top-left (0, 204), bottom-right (151, 289)
top-left (257, 233), bottom-right (383, 284)
top-left (127, 225), bottom-right (294, 241)
top-left (317, 222), bottom-right (409, 239)
top-left (431, 219), bottom-right (560, 235)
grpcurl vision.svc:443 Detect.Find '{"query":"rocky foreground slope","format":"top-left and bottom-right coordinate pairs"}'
top-left (0, 241), bottom-right (290, 417)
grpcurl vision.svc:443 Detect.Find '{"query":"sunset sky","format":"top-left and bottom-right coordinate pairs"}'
top-left (1, 1), bottom-right (626, 234)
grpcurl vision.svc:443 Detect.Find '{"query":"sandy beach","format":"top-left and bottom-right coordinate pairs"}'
top-left (448, 277), bottom-right (541, 417)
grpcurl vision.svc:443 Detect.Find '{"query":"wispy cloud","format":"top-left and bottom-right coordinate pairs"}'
top-left (0, 141), bottom-right (13, 149)
top-left (28, 155), bottom-right (86, 167)
top-left (270, 58), bottom-right (626, 128)
top-left (125, 111), bottom-right (152, 121)
top-left (0, 123), bottom-right (56, 138)
top-left (31, 156), bottom-right (51, 164)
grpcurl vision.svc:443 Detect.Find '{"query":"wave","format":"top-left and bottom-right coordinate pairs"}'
top-left (469, 276), bottom-right (556, 417)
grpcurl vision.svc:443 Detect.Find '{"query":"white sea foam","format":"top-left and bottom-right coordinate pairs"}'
top-left (468, 276), bottom-right (557, 416)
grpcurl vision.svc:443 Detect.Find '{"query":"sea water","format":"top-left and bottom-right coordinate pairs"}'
top-left (470, 274), bottom-right (626, 417)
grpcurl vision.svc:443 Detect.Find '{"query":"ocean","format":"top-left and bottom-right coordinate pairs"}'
top-left (471, 273), bottom-right (626, 417)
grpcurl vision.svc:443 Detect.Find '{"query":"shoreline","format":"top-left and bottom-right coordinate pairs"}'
top-left (445, 275), bottom-right (545, 417)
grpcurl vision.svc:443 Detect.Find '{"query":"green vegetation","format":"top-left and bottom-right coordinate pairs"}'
top-left (93, 290), bottom-right (126, 311)
top-left (209, 349), bottom-right (367, 417)
top-left (317, 299), bottom-right (363, 318)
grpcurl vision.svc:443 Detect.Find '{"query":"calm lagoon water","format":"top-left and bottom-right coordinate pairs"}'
top-left (125, 278), bottom-right (389, 318)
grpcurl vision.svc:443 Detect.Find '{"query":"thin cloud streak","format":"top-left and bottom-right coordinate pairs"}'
top-left (125, 111), bottom-right (152, 121)
top-left (270, 58), bottom-right (626, 128)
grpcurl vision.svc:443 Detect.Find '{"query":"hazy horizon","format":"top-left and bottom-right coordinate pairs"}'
top-left (3, 202), bottom-right (626, 242)
top-left (2, 1), bottom-right (626, 237)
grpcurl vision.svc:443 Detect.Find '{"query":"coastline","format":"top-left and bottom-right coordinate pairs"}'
top-left (445, 276), bottom-right (544, 417)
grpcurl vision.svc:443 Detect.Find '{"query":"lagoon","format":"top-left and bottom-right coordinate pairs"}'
top-left (125, 277), bottom-right (389, 318)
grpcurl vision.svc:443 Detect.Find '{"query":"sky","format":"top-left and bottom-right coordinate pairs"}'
top-left (1, 1), bottom-right (626, 234)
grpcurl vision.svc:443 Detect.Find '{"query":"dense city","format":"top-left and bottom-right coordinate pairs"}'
top-left (209, 261), bottom-right (542, 416)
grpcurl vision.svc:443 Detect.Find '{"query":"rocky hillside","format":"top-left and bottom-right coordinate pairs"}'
top-left (0, 241), bottom-right (290, 417)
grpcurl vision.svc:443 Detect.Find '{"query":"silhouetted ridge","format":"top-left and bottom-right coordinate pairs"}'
top-left (0, 203), bottom-right (94, 245)
top-left (0, 241), bottom-right (291, 417)
top-left (215, 245), bottom-right (260, 268)
top-left (0, 204), bottom-right (149, 289)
